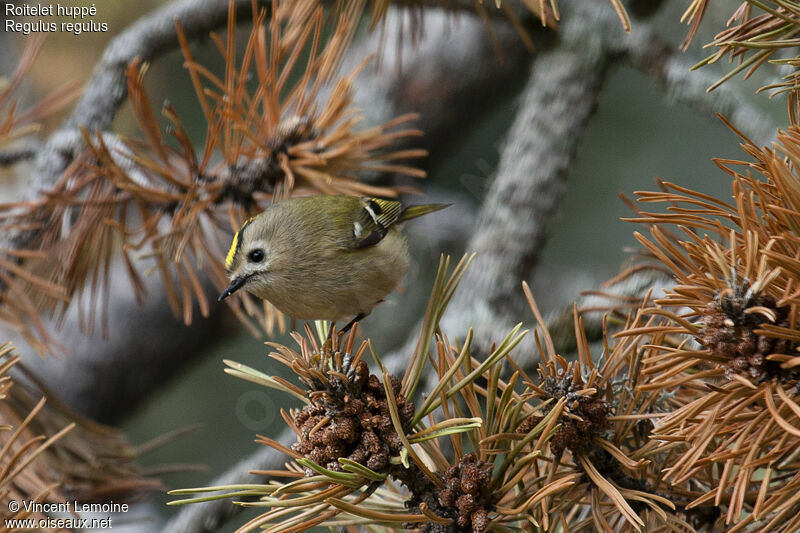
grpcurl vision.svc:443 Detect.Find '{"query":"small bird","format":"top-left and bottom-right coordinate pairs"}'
top-left (219, 195), bottom-right (450, 330)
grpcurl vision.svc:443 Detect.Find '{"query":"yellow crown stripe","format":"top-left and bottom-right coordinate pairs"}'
top-left (225, 216), bottom-right (256, 270)
top-left (225, 231), bottom-right (240, 270)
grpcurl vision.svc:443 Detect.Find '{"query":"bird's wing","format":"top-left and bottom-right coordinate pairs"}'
top-left (349, 198), bottom-right (403, 249)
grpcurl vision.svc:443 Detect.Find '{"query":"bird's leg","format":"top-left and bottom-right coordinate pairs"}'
top-left (341, 313), bottom-right (366, 333)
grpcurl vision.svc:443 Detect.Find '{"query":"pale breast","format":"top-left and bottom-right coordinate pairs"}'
top-left (252, 231), bottom-right (409, 321)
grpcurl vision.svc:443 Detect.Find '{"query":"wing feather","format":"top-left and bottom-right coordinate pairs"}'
top-left (351, 198), bottom-right (402, 249)
top-left (348, 197), bottom-right (449, 249)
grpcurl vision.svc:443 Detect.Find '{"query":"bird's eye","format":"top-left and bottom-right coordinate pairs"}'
top-left (248, 249), bottom-right (265, 263)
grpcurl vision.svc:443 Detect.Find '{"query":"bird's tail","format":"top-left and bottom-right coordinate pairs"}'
top-left (398, 203), bottom-right (451, 222)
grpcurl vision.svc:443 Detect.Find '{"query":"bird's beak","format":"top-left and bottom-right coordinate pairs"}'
top-left (218, 276), bottom-right (247, 301)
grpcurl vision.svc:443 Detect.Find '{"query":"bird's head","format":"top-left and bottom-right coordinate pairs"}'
top-left (219, 215), bottom-right (275, 301)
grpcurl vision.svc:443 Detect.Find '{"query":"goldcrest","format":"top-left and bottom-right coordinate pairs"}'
top-left (219, 195), bottom-right (449, 328)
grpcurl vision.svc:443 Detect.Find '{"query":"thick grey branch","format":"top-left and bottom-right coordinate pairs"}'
top-left (439, 0), bottom-right (622, 351)
top-left (336, 6), bottom-right (533, 163)
top-left (10, 260), bottom-right (231, 422)
top-left (65, 0), bottom-right (263, 133)
top-left (13, 0), bottom-right (267, 253)
top-left (434, 0), bottom-right (779, 353)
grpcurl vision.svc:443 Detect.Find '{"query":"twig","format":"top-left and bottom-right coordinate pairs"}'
top-left (540, 266), bottom-right (673, 360)
top-left (8, 0), bottom-right (269, 256)
top-left (0, 145), bottom-right (39, 166)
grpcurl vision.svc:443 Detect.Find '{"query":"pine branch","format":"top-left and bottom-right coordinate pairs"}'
top-left (437, 0), bottom-right (780, 353)
top-left (11, 0), bottom-right (514, 263)
top-left (8, 0), bottom-right (268, 257)
top-left (154, 9), bottom-right (535, 533)
top-left (7, 5), bottom-right (525, 422)
top-left (145, 3), bottom-right (784, 530)
top-left (160, 266), bottom-right (670, 533)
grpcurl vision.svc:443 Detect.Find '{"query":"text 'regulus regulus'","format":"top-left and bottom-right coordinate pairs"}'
top-left (219, 195), bottom-right (450, 329)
